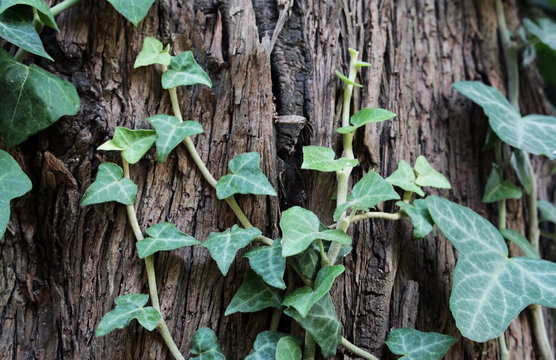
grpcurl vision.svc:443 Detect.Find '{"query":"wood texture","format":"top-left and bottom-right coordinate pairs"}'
top-left (1, 0), bottom-right (554, 359)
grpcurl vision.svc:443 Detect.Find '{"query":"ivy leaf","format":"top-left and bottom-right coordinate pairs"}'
top-left (510, 150), bottom-right (534, 194)
top-left (244, 239), bottom-right (286, 289)
top-left (385, 328), bottom-right (457, 360)
top-left (283, 265), bottom-right (344, 317)
top-left (280, 206), bottom-right (351, 257)
top-left (245, 331), bottom-right (296, 360)
top-left (202, 225), bottom-right (261, 276)
top-left (335, 70), bottom-right (362, 87)
top-left (481, 168), bottom-right (522, 203)
top-left (427, 195), bottom-right (556, 342)
top-left (386, 160), bottom-right (424, 196)
top-left (284, 293), bottom-right (341, 358)
top-left (161, 51), bottom-right (212, 89)
top-left (134, 37), bottom-right (171, 68)
top-left (500, 229), bottom-right (539, 259)
top-left (396, 200), bottom-right (433, 239)
top-left (523, 18), bottom-right (556, 51)
top-left (95, 294), bottom-right (161, 336)
top-left (334, 171), bottom-right (400, 220)
top-left (414, 156), bottom-right (451, 189)
top-left (295, 243), bottom-right (320, 280)
top-left (147, 114), bottom-right (203, 163)
top-left (275, 337), bottom-right (302, 360)
top-left (338, 108), bottom-right (396, 134)
top-left (538, 200), bottom-right (556, 224)
top-left (0, 0), bottom-right (58, 30)
top-left (106, 0), bottom-right (155, 27)
top-left (0, 7), bottom-right (52, 60)
top-left (80, 163), bottom-right (137, 206)
top-left (136, 223), bottom-right (200, 258)
top-left (0, 150), bottom-right (32, 239)
top-left (190, 328), bottom-right (226, 360)
top-left (97, 127), bottom-right (157, 164)
top-left (453, 81), bottom-right (556, 159)
top-left (225, 270), bottom-right (283, 315)
top-left (301, 146), bottom-right (358, 172)
top-left (215, 152), bottom-right (277, 200)
top-left (0, 49), bottom-right (80, 148)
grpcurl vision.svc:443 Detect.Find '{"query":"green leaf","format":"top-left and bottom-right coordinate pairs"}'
top-left (510, 150), bottom-right (534, 194)
top-left (0, 150), bottom-right (32, 239)
top-left (453, 81), bottom-right (556, 159)
top-left (80, 162), bottom-right (137, 206)
top-left (334, 171), bottom-right (400, 220)
top-left (202, 225), bottom-right (261, 276)
top-left (385, 328), bottom-right (457, 360)
top-left (386, 160), bottom-right (424, 196)
top-left (283, 265), bottom-right (344, 317)
top-left (136, 222), bottom-right (200, 258)
top-left (500, 229), bottom-right (539, 259)
top-left (295, 244), bottom-right (320, 280)
top-left (414, 156), bottom-right (451, 189)
top-left (106, 0), bottom-right (155, 26)
top-left (275, 337), bottom-right (302, 360)
top-left (147, 114), bottom-right (203, 163)
top-left (244, 239), bottom-right (286, 289)
top-left (284, 294), bottom-right (341, 358)
top-left (0, 49), bottom-right (80, 148)
top-left (523, 18), bottom-right (556, 51)
top-left (161, 51), bottom-right (212, 89)
top-left (190, 328), bottom-right (226, 360)
top-left (396, 200), bottom-right (433, 239)
top-left (335, 70), bottom-right (362, 87)
top-left (301, 146), bottom-right (358, 172)
top-left (97, 127), bottom-right (157, 164)
top-left (0, 0), bottom-right (58, 30)
top-left (338, 108), bottom-right (396, 134)
top-left (538, 200), bottom-right (556, 224)
top-left (280, 206), bottom-right (351, 257)
top-left (95, 294), bottom-right (161, 336)
top-left (215, 152), bottom-right (277, 200)
top-left (245, 331), bottom-right (295, 360)
top-left (225, 270), bottom-right (283, 315)
top-left (481, 168), bottom-right (522, 203)
top-left (134, 37), bottom-right (171, 68)
top-left (0, 7), bottom-right (52, 60)
top-left (426, 195), bottom-right (556, 342)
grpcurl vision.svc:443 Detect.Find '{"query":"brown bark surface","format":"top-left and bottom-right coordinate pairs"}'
top-left (1, 0), bottom-right (554, 359)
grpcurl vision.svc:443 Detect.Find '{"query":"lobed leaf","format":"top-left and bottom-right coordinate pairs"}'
top-left (136, 222), bottom-right (200, 258)
top-left (190, 327), bottom-right (226, 360)
top-left (134, 37), bottom-right (171, 68)
top-left (500, 229), bottom-right (539, 259)
top-left (396, 199), bottom-right (433, 239)
top-left (414, 156), bottom-right (451, 189)
top-left (0, 150), bottom-right (32, 239)
top-left (338, 108), bottom-right (396, 134)
top-left (301, 146), bottom-right (358, 172)
top-left (386, 160), bottom-right (424, 196)
top-left (225, 270), bottom-right (283, 315)
top-left (523, 18), bottom-right (556, 51)
top-left (162, 51), bottom-right (212, 89)
top-left (0, 0), bottom-right (58, 30)
top-left (106, 0), bottom-right (155, 26)
top-left (147, 114), bottom-right (203, 163)
top-left (80, 163), bottom-right (137, 206)
top-left (244, 239), bottom-right (286, 289)
top-left (481, 168), bottom-right (522, 203)
top-left (95, 294), bottom-right (161, 336)
top-left (0, 7), bottom-right (52, 60)
top-left (538, 200), bottom-right (556, 224)
top-left (245, 332), bottom-right (299, 360)
top-left (510, 150), bottom-right (534, 194)
top-left (0, 49), bottom-right (80, 148)
top-left (275, 337), bottom-right (302, 360)
top-left (97, 127), bottom-right (157, 164)
top-left (215, 152), bottom-right (277, 200)
top-left (385, 328), bottom-right (457, 360)
top-left (295, 243), bottom-right (320, 280)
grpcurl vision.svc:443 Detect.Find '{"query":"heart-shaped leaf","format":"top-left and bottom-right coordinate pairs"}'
top-left (414, 156), bottom-right (451, 189)
top-left (453, 81), bottom-right (556, 159)
top-left (523, 18), bottom-right (556, 50)
top-left (0, 0), bottom-right (58, 30)
top-left (202, 225), bottom-right (261, 275)
top-left (500, 229), bottom-right (539, 259)
top-left (98, 127), bottom-right (157, 164)
top-left (396, 199), bottom-right (433, 239)
top-left (338, 108), bottom-right (396, 134)
top-left (134, 37), bottom-right (171, 68)
top-left (295, 244), bottom-right (320, 280)
top-left (95, 294), bottom-right (161, 336)
top-left (136, 222), bottom-right (200, 258)
top-left (162, 51), bottom-right (212, 89)
top-left (215, 152), bottom-right (277, 200)
top-left (275, 337), bottom-right (302, 360)
top-left (0, 49), bottom-right (80, 148)
top-left (334, 171), bottom-right (400, 220)
top-left (280, 206), bottom-right (351, 257)
top-left (385, 328), bottom-right (457, 360)
top-left (106, 0), bottom-right (155, 26)
top-left (0, 150), bottom-right (32, 238)
top-left (80, 162), bottom-right (137, 206)
top-left (283, 265), bottom-right (344, 317)
top-left (225, 270), bottom-right (283, 315)
top-left (0, 7), bottom-right (52, 60)
top-left (190, 328), bottom-right (226, 360)
top-left (147, 114), bottom-right (203, 163)
top-left (244, 239), bottom-right (286, 289)
top-left (301, 146), bottom-right (358, 172)
top-left (538, 200), bottom-right (556, 224)
top-left (245, 331), bottom-right (298, 360)
top-left (386, 160), bottom-right (424, 196)
top-left (510, 150), bottom-right (534, 194)
top-left (481, 168), bottom-right (522, 203)
top-left (427, 195), bottom-right (556, 342)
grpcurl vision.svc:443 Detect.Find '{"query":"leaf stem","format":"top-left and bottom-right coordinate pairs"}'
top-left (269, 308), bottom-right (281, 331)
top-left (51, 0), bottom-right (82, 16)
top-left (341, 337), bottom-right (379, 360)
top-left (303, 333), bottom-right (316, 360)
top-left (540, 231), bottom-right (556, 242)
top-left (350, 211), bottom-right (404, 224)
top-left (499, 334), bottom-right (510, 360)
top-left (286, 258), bottom-right (314, 287)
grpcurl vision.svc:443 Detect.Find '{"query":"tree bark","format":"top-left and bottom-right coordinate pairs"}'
top-left (1, 0), bottom-right (554, 359)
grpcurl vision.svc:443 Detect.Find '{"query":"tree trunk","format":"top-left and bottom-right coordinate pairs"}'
top-left (1, 0), bottom-right (554, 359)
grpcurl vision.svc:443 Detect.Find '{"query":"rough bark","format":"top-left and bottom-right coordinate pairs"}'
top-left (1, 0), bottom-right (554, 359)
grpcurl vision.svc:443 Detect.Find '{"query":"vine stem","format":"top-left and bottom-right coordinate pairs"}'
top-left (51, 0), bottom-right (82, 16)
top-left (341, 337), bottom-right (379, 360)
top-left (121, 157), bottom-right (185, 360)
top-left (540, 231), bottom-right (556, 242)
